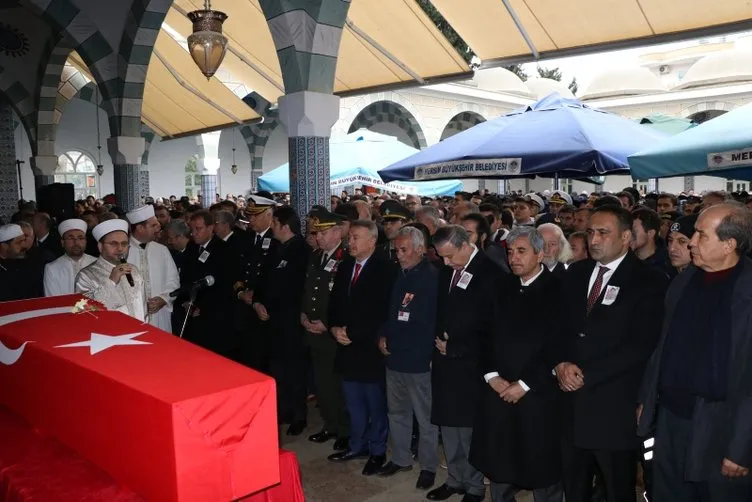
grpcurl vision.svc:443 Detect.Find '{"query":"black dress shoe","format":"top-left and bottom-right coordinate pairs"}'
top-left (327, 449), bottom-right (369, 462)
top-left (308, 429), bottom-right (336, 443)
top-left (461, 494), bottom-right (484, 502)
top-left (362, 455), bottom-right (386, 476)
top-left (416, 470), bottom-right (436, 490)
top-left (286, 421), bottom-right (307, 436)
top-left (426, 483), bottom-right (465, 501)
top-left (332, 437), bottom-right (349, 451)
top-left (378, 461), bottom-right (412, 477)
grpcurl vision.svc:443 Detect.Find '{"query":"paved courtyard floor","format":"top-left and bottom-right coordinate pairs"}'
top-left (279, 402), bottom-right (645, 501)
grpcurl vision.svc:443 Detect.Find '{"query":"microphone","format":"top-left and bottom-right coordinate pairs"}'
top-left (169, 275), bottom-right (215, 297)
top-left (119, 255), bottom-right (134, 287)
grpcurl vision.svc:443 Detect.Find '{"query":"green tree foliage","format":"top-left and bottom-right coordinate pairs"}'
top-left (537, 65), bottom-right (562, 81)
top-left (568, 77), bottom-right (579, 95)
top-left (504, 64), bottom-right (528, 81)
top-left (416, 0), bottom-right (474, 64)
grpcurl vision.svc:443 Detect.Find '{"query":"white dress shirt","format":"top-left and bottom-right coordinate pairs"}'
top-left (587, 251), bottom-right (628, 298)
top-left (483, 264), bottom-right (546, 391)
top-left (222, 231), bottom-right (234, 242)
top-left (351, 255), bottom-right (370, 281)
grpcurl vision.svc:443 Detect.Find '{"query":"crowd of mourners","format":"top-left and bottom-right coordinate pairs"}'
top-left (1, 184), bottom-right (751, 502)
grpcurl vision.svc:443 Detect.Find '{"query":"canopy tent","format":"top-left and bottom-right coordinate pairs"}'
top-left (378, 93), bottom-right (667, 183)
top-left (429, 0), bottom-right (752, 66)
top-left (258, 130), bottom-right (463, 197)
top-left (66, 0), bottom-right (752, 139)
top-left (68, 0), bottom-right (471, 138)
top-left (629, 102), bottom-right (752, 180)
top-left (638, 114), bottom-right (697, 135)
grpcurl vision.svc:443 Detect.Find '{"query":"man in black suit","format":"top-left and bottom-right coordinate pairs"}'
top-left (214, 209), bottom-right (252, 258)
top-left (470, 226), bottom-right (564, 502)
top-left (33, 212), bottom-right (64, 259)
top-left (638, 202), bottom-right (752, 501)
top-left (328, 220), bottom-right (398, 476)
top-left (237, 196), bottom-right (280, 372)
top-left (252, 206), bottom-right (310, 436)
top-left (165, 218), bottom-right (191, 335)
top-left (179, 210), bottom-right (241, 356)
top-left (555, 206), bottom-right (667, 502)
top-left (429, 224), bottom-right (505, 502)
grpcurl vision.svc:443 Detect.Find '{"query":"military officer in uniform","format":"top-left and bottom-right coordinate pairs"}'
top-left (379, 200), bottom-right (412, 264)
top-left (302, 209), bottom-right (350, 451)
top-left (236, 195), bottom-right (279, 372)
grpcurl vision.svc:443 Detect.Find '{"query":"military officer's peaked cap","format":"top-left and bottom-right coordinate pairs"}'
top-left (309, 208), bottom-right (344, 231)
top-left (244, 195), bottom-right (278, 215)
top-left (379, 200), bottom-right (412, 221)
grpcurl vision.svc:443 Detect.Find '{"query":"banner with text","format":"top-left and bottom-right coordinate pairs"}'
top-left (708, 148), bottom-right (752, 170)
top-left (331, 174), bottom-right (418, 195)
top-left (413, 158), bottom-right (522, 180)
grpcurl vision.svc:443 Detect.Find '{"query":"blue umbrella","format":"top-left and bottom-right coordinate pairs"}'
top-left (378, 93), bottom-right (667, 182)
top-left (629, 103), bottom-right (752, 180)
top-left (258, 130), bottom-right (463, 196)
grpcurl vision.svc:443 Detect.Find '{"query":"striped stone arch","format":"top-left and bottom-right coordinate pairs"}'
top-left (347, 100), bottom-right (428, 150)
top-left (0, 65), bottom-right (37, 151)
top-left (19, 0), bottom-right (118, 125)
top-left (36, 38), bottom-right (75, 157)
top-left (116, 0), bottom-right (173, 138)
top-left (240, 110), bottom-right (280, 190)
top-left (680, 101), bottom-right (736, 123)
top-left (680, 100), bottom-right (737, 117)
top-left (73, 82), bottom-right (104, 107)
top-left (440, 110), bottom-right (486, 141)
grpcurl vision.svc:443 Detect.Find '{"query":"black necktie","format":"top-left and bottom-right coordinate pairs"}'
top-left (199, 246), bottom-right (205, 254)
top-left (322, 253), bottom-right (329, 266)
top-left (139, 242), bottom-right (147, 249)
top-left (256, 235), bottom-right (262, 247)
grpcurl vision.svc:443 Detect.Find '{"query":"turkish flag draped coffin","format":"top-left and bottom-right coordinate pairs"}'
top-left (0, 295), bottom-right (279, 502)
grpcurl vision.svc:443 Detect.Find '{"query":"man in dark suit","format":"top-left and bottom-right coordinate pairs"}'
top-left (328, 220), bottom-right (398, 476)
top-left (33, 212), bottom-right (64, 259)
top-left (638, 202), bottom-right (752, 501)
top-left (429, 225), bottom-right (505, 502)
top-left (179, 210), bottom-right (242, 356)
top-left (470, 226), bottom-right (564, 502)
top-left (555, 206), bottom-right (667, 502)
top-left (252, 206), bottom-right (310, 436)
top-left (214, 209), bottom-right (252, 258)
top-left (165, 218), bottom-right (191, 335)
top-left (237, 196), bottom-right (280, 372)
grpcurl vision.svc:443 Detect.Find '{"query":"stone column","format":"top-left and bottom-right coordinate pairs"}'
top-left (278, 91), bottom-right (339, 216)
top-left (524, 179), bottom-right (531, 193)
top-left (139, 131), bottom-right (155, 200)
top-left (683, 176), bottom-right (695, 192)
top-left (197, 131), bottom-right (221, 208)
top-left (30, 155), bottom-right (59, 195)
top-left (107, 136), bottom-right (145, 211)
top-left (0, 102), bottom-right (18, 220)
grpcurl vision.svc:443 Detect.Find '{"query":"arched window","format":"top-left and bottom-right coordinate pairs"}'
top-left (55, 151), bottom-right (98, 199)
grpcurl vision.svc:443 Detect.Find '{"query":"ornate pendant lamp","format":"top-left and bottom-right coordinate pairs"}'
top-left (187, 0), bottom-right (229, 79)
top-left (231, 128), bottom-right (238, 174)
top-left (95, 86), bottom-right (104, 177)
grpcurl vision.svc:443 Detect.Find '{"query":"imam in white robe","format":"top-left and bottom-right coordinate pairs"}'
top-left (75, 257), bottom-right (147, 322)
top-left (44, 254), bottom-right (97, 297)
top-left (127, 238), bottom-right (180, 332)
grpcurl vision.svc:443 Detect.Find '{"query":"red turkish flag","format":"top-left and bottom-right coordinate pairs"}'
top-left (0, 295), bottom-right (279, 502)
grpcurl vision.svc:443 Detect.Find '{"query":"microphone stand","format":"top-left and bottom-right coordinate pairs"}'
top-left (178, 285), bottom-right (200, 339)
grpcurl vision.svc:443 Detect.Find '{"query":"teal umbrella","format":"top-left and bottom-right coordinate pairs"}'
top-left (258, 130), bottom-right (463, 196)
top-left (637, 114), bottom-right (696, 135)
top-left (629, 103), bottom-right (752, 180)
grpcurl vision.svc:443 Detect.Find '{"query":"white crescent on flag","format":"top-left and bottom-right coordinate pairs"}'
top-left (0, 306), bottom-right (73, 365)
top-left (0, 341), bottom-right (32, 366)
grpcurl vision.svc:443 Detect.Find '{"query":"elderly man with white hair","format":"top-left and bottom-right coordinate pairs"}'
top-left (537, 223), bottom-right (573, 278)
top-left (43, 219), bottom-right (96, 296)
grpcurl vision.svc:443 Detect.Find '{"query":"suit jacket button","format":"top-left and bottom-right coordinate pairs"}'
top-left (578, 333), bottom-right (586, 338)
top-left (312, 297), bottom-right (316, 301)
top-left (314, 286), bottom-right (318, 290)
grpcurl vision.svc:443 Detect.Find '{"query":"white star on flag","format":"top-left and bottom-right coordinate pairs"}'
top-left (55, 332), bottom-right (151, 355)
